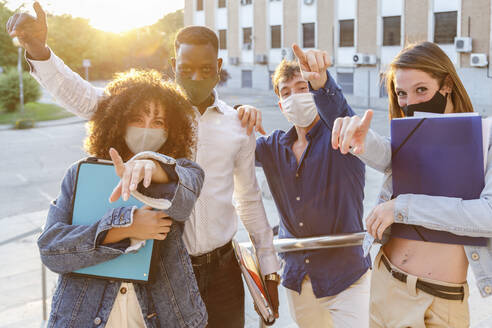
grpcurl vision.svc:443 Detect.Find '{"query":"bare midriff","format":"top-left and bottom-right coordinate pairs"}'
top-left (383, 237), bottom-right (468, 283)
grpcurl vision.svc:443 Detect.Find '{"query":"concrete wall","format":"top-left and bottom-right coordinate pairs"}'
top-left (460, 0), bottom-right (491, 67)
top-left (283, 0), bottom-right (299, 58)
top-left (317, 0), bottom-right (334, 55)
top-left (184, 0), bottom-right (193, 26)
top-left (254, 0), bottom-right (268, 55)
top-left (357, 0), bottom-right (378, 54)
top-left (404, 0), bottom-right (429, 44)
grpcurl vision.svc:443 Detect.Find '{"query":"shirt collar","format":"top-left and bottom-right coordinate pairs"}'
top-left (193, 89), bottom-right (224, 115)
top-left (279, 119), bottom-right (323, 147)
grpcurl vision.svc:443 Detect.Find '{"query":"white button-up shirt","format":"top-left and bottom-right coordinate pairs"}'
top-left (28, 50), bottom-right (280, 275)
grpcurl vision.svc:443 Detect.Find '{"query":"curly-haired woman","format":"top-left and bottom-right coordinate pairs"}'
top-left (37, 70), bottom-right (207, 328)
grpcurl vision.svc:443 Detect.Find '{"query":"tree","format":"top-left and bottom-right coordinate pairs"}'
top-left (0, 1), bottom-right (17, 68)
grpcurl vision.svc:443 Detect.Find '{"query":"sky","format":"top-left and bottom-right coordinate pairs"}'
top-left (6, 0), bottom-right (185, 33)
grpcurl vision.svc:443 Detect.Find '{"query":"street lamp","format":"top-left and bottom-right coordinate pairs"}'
top-left (12, 37), bottom-right (24, 116)
top-left (12, 37), bottom-right (33, 129)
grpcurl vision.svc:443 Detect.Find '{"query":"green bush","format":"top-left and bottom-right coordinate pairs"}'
top-left (0, 67), bottom-right (41, 112)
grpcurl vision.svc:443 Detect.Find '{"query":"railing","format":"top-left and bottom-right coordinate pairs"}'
top-left (0, 226), bottom-right (47, 327)
top-left (246, 232), bottom-right (366, 328)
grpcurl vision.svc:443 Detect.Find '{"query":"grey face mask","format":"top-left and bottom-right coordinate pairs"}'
top-left (124, 126), bottom-right (168, 154)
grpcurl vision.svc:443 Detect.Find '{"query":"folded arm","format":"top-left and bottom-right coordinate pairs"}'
top-left (130, 152), bottom-right (205, 221)
top-left (37, 165), bottom-right (135, 273)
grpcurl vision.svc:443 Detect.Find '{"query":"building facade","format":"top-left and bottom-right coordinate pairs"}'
top-left (184, 0), bottom-right (492, 114)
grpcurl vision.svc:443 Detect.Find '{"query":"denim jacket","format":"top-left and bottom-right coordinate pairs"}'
top-left (359, 125), bottom-right (492, 298)
top-left (37, 152), bottom-right (208, 328)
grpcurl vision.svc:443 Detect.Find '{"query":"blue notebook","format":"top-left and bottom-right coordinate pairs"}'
top-left (391, 113), bottom-right (487, 246)
top-left (70, 158), bottom-right (155, 283)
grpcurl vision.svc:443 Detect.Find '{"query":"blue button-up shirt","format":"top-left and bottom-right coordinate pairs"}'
top-left (255, 72), bottom-right (370, 298)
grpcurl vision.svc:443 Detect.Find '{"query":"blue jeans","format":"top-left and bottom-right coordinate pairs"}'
top-left (192, 243), bottom-right (245, 328)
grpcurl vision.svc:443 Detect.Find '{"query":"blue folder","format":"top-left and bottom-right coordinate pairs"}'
top-left (71, 158), bottom-right (155, 283)
top-left (391, 114), bottom-right (487, 246)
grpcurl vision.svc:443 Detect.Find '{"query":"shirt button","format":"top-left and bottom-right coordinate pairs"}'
top-left (305, 258), bottom-right (310, 264)
top-left (296, 196), bottom-right (300, 201)
top-left (471, 252), bottom-right (480, 261)
top-left (120, 287), bottom-right (127, 294)
top-left (299, 222), bottom-right (304, 227)
top-left (485, 286), bottom-right (492, 294)
top-left (94, 317), bottom-right (102, 325)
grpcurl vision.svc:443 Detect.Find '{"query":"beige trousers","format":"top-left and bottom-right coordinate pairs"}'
top-left (370, 251), bottom-right (470, 328)
top-left (285, 271), bottom-right (371, 328)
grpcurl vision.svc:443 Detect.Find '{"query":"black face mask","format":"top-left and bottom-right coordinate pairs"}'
top-left (402, 91), bottom-right (447, 117)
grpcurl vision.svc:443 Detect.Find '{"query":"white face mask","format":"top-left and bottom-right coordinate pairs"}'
top-left (280, 92), bottom-right (318, 128)
top-left (124, 126), bottom-right (168, 154)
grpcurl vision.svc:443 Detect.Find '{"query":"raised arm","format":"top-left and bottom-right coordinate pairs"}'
top-left (7, 2), bottom-right (103, 119)
top-left (292, 44), bottom-right (354, 128)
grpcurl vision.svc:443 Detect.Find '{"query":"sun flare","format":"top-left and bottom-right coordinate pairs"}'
top-left (7, 0), bottom-right (183, 33)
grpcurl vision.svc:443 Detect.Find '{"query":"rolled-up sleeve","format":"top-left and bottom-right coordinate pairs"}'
top-left (129, 151), bottom-right (205, 221)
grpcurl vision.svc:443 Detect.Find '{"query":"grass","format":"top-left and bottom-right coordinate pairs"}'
top-left (0, 102), bottom-right (73, 125)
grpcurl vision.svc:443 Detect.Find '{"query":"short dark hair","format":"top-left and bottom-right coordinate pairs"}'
top-left (272, 60), bottom-right (301, 96)
top-left (174, 26), bottom-right (219, 55)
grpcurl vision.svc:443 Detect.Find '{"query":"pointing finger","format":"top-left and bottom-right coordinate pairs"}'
top-left (33, 2), bottom-right (46, 26)
top-left (292, 43), bottom-right (307, 64)
top-left (109, 148), bottom-right (125, 177)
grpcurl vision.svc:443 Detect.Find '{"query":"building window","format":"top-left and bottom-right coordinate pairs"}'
top-left (271, 25), bottom-right (281, 49)
top-left (243, 27), bottom-right (252, 50)
top-left (302, 23), bottom-right (315, 48)
top-left (434, 11), bottom-right (457, 44)
top-left (219, 30), bottom-right (227, 50)
top-left (242, 70), bottom-right (253, 88)
top-left (337, 72), bottom-right (353, 94)
top-left (383, 16), bottom-right (401, 46)
top-left (218, 0), bottom-right (226, 8)
top-left (339, 19), bottom-right (354, 47)
top-left (196, 0), bottom-right (203, 11)
top-left (241, 0), bottom-right (252, 5)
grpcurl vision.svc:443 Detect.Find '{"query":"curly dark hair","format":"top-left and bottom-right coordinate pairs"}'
top-left (84, 69), bottom-right (196, 161)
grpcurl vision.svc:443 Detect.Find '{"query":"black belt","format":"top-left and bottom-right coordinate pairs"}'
top-left (380, 254), bottom-right (464, 301)
top-left (190, 241), bottom-right (233, 266)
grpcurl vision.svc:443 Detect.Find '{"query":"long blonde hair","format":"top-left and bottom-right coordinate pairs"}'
top-left (385, 41), bottom-right (473, 119)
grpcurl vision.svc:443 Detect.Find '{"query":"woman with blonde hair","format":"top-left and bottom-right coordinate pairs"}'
top-left (332, 41), bottom-right (492, 327)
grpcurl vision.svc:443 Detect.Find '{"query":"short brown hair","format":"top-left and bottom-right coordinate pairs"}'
top-left (84, 69), bottom-right (196, 161)
top-left (272, 60), bottom-right (301, 96)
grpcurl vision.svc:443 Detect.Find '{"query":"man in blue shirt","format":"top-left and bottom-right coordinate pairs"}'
top-left (253, 45), bottom-right (371, 327)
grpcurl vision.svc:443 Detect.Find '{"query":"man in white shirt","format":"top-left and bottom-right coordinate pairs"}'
top-left (7, 4), bottom-right (280, 327)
